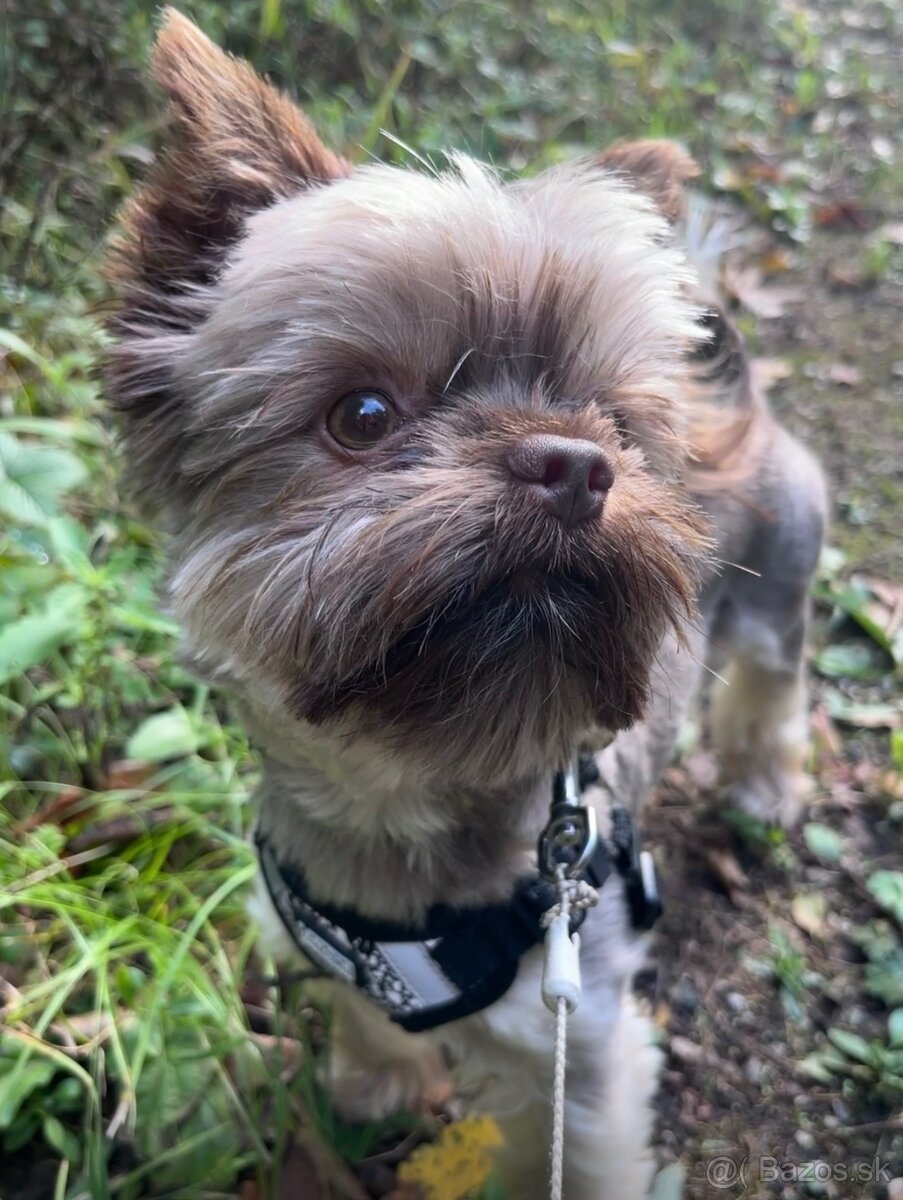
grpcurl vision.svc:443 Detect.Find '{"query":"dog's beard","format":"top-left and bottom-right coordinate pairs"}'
top-left (173, 426), bottom-right (707, 778)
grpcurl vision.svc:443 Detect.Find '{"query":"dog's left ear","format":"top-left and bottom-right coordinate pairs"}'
top-left (105, 9), bottom-right (349, 511)
top-left (595, 139), bottom-right (699, 221)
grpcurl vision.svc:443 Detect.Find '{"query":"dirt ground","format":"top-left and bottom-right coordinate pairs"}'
top-left (645, 0), bottom-right (903, 1194)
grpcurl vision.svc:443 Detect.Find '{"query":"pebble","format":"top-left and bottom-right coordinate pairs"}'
top-left (671, 974), bottom-right (699, 1013)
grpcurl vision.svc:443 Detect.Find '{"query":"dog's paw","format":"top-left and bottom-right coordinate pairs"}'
top-left (330, 1046), bottom-right (451, 1123)
top-left (723, 768), bottom-right (811, 829)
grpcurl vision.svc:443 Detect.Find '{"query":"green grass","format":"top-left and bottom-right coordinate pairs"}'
top-left (2, 0), bottom-right (902, 1195)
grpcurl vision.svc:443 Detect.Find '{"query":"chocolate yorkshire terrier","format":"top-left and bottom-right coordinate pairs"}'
top-left (105, 12), bottom-right (827, 1199)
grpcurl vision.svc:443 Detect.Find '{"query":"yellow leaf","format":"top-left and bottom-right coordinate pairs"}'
top-left (397, 1116), bottom-right (504, 1200)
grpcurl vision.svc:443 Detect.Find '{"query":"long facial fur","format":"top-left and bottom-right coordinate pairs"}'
top-left (106, 15), bottom-right (715, 791)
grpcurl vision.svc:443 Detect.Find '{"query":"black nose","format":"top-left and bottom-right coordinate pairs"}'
top-left (507, 434), bottom-right (613, 526)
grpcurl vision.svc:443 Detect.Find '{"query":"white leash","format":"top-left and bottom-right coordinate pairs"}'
top-left (542, 865), bottom-right (599, 1200)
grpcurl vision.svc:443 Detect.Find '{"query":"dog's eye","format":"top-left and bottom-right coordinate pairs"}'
top-left (327, 390), bottom-right (399, 449)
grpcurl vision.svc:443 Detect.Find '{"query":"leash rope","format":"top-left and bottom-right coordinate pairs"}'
top-left (551, 995), bottom-right (567, 1200)
top-left (542, 863), bottom-right (598, 1200)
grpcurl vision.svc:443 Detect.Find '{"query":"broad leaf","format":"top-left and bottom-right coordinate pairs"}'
top-left (127, 708), bottom-right (201, 762)
top-left (868, 871), bottom-right (903, 923)
top-left (0, 432), bottom-right (87, 527)
top-left (0, 585), bottom-right (87, 686)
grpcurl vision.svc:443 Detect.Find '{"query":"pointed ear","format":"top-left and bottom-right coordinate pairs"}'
top-left (105, 9), bottom-right (349, 510)
top-left (595, 139), bottom-right (699, 222)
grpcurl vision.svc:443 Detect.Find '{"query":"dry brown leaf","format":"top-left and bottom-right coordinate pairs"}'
top-left (102, 759), bottom-right (155, 791)
top-left (826, 362), bottom-right (864, 387)
top-left (669, 1035), bottom-right (704, 1064)
top-left (810, 703), bottom-right (842, 759)
top-left (814, 199), bottom-right (872, 230)
top-left (702, 847), bottom-right (749, 905)
top-left (792, 892), bottom-right (827, 940)
top-left (865, 578), bottom-right (903, 634)
top-left (722, 264), bottom-right (802, 318)
top-left (64, 806), bottom-right (178, 854)
top-left (827, 262), bottom-right (871, 290)
top-left (759, 247), bottom-right (794, 274)
top-left (12, 786), bottom-right (90, 836)
top-left (750, 357), bottom-right (793, 389)
top-left (278, 1141), bottom-right (325, 1200)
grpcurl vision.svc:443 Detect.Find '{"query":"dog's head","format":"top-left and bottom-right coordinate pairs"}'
top-left (106, 11), bottom-right (711, 783)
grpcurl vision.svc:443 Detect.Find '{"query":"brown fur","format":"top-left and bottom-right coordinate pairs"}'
top-left (105, 9), bottom-right (349, 504)
top-left (595, 139), bottom-right (699, 223)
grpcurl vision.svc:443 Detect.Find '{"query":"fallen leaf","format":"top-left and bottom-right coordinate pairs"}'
top-left (792, 892), bottom-right (827, 939)
top-left (669, 1035), bottom-right (704, 1064)
top-left (278, 1140), bottom-right (325, 1200)
top-left (759, 247), bottom-right (794, 274)
top-left (879, 223), bottom-right (903, 246)
top-left (64, 806), bottom-right (179, 854)
top-left (746, 161), bottom-right (783, 183)
top-left (826, 362), bottom-right (863, 387)
top-left (751, 357), bottom-right (793, 388)
top-left (803, 822), bottom-right (844, 863)
top-left (814, 199), bottom-right (872, 230)
top-left (12, 786), bottom-right (89, 835)
top-left (702, 846), bottom-right (749, 904)
top-left (722, 264), bottom-right (802, 317)
top-left (810, 703), bottom-right (842, 759)
top-left (865, 577), bottom-right (903, 634)
top-left (102, 759), bottom-right (155, 791)
top-left (825, 690), bottom-right (901, 729)
top-left (826, 259), bottom-right (872, 291)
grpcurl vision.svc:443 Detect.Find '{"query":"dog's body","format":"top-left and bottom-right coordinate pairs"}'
top-left (106, 13), bottom-right (826, 1197)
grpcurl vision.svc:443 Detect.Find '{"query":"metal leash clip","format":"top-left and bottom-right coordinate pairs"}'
top-left (538, 763), bottom-right (599, 882)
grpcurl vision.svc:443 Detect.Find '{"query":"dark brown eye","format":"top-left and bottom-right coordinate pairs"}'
top-left (326, 390), bottom-right (400, 449)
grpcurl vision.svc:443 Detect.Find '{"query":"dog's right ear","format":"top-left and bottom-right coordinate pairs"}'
top-left (595, 140), bottom-right (698, 222)
top-left (105, 9), bottom-right (348, 511)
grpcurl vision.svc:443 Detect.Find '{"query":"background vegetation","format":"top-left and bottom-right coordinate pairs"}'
top-left (1, 0), bottom-right (901, 1196)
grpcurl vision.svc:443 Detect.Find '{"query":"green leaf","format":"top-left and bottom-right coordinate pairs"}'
top-left (0, 416), bottom-right (104, 446)
top-left (42, 1113), bottom-right (81, 1164)
top-left (868, 871), bottom-right (903, 923)
top-left (0, 1059), bottom-right (55, 1128)
top-left (797, 1050), bottom-right (843, 1085)
top-left (815, 579), bottom-right (902, 667)
top-left (866, 952), bottom-right (903, 1006)
top-left (0, 584), bottom-right (87, 686)
top-left (892, 729), bottom-right (903, 774)
top-left (127, 707), bottom-right (201, 762)
top-left (803, 822), bottom-right (843, 863)
top-left (0, 328), bottom-right (52, 375)
top-left (0, 432), bottom-right (87, 527)
top-left (827, 1028), bottom-right (873, 1065)
top-left (824, 689), bottom-right (900, 729)
top-left (815, 642), bottom-right (879, 679)
top-left (888, 1009), bottom-right (903, 1048)
top-left (109, 604), bottom-right (180, 637)
top-left (47, 517), bottom-right (96, 580)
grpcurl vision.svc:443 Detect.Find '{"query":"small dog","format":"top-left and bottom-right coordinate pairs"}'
top-left (105, 12), bottom-right (826, 1198)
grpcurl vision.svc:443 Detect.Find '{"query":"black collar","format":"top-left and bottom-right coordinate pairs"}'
top-left (256, 757), bottom-right (660, 1033)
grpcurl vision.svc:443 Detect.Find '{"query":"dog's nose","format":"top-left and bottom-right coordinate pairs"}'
top-left (507, 434), bottom-right (613, 526)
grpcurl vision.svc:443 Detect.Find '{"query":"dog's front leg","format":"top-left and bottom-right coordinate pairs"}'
top-left (329, 985), bottom-right (450, 1122)
top-left (442, 894), bottom-right (658, 1200)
